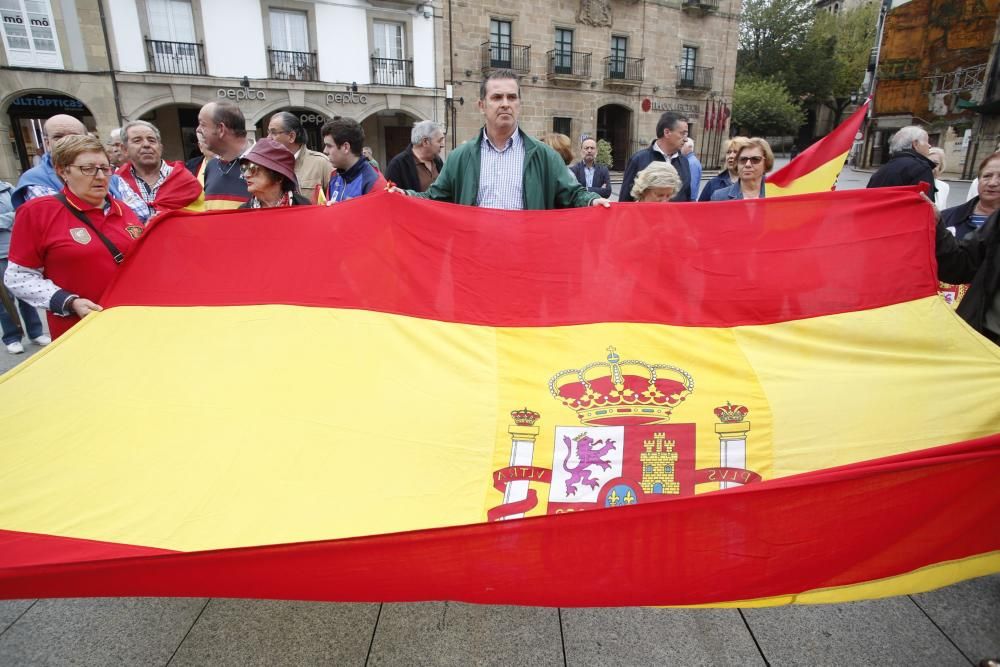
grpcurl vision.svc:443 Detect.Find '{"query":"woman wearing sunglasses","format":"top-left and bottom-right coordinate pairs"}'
top-left (237, 138), bottom-right (311, 209)
top-left (3, 134), bottom-right (144, 340)
top-left (710, 137), bottom-right (774, 201)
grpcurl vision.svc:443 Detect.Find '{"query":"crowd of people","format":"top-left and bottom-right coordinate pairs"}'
top-left (0, 68), bottom-right (998, 352)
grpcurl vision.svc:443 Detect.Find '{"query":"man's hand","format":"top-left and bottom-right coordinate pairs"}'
top-left (590, 197), bottom-right (611, 208)
top-left (70, 298), bottom-right (103, 319)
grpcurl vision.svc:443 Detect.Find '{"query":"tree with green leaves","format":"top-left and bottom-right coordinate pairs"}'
top-left (738, 0), bottom-right (819, 95)
top-left (811, 3), bottom-right (879, 125)
top-left (596, 138), bottom-right (613, 168)
top-left (732, 78), bottom-right (807, 136)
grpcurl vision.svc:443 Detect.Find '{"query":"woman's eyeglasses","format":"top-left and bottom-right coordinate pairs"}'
top-left (738, 156), bottom-right (764, 165)
top-left (70, 165), bottom-right (113, 177)
top-left (240, 163), bottom-right (261, 178)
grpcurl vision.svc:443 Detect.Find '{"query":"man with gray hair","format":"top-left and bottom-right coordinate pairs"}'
top-left (267, 111), bottom-right (331, 198)
top-left (116, 119), bottom-right (203, 216)
top-left (107, 127), bottom-right (125, 168)
top-left (867, 125), bottom-right (937, 199)
top-left (384, 120), bottom-right (445, 192)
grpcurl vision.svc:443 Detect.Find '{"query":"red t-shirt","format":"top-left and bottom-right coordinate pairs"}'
top-left (8, 188), bottom-right (142, 338)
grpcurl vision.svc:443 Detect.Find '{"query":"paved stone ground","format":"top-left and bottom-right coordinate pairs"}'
top-left (2, 169), bottom-right (996, 666)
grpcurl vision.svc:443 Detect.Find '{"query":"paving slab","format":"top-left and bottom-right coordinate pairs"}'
top-left (743, 596), bottom-right (971, 667)
top-left (0, 599), bottom-right (35, 635)
top-left (368, 602), bottom-right (562, 666)
top-left (912, 574), bottom-right (1000, 663)
top-left (168, 598), bottom-right (379, 666)
top-left (0, 597), bottom-right (206, 666)
top-left (561, 607), bottom-right (764, 667)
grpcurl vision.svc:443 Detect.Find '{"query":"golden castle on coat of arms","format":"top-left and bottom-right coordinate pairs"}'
top-left (640, 432), bottom-right (680, 495)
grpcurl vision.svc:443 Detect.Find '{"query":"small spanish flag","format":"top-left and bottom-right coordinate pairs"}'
top-left (766, 100), bottom-right (870, 197)
top-left (1, 188), bottom-right (998, 607)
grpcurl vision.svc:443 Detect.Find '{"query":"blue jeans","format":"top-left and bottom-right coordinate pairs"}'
top-left (0, 258), bottom-right (44, 344)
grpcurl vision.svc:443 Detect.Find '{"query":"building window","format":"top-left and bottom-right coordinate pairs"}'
top-left (268, 8), bottom-right (315, 80)
top-left (609, 35), bottom-right (627, 78)
top-left (270, 9), bottom-right (309, 53)
top-left (554, 28), bottom-right (573, 74)
top-left (372, 20), bottom-right (409, 86)
top-left (0, 0), bottom-right (62, 68)
top-left (489, 18), bottom-right (511, 68)
top-left (680, 45), bottom-right (697, 82)
top-left (553, 117), bottom-right (571, 136)
top-left (145, 0), bottom-right (203, 74)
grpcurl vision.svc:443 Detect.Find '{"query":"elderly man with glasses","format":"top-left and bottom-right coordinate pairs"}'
top-left (266, 111), bottom-right (332, 201)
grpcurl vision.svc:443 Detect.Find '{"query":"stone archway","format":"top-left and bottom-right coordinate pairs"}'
top-left (360, 109), bottom-right (422, 167)
top-left (3, 90), bottom-right (96, 172)
top-left (596, 103), bottom-right (633, 171)
top-left (137, 103), bottom-right (202, 162)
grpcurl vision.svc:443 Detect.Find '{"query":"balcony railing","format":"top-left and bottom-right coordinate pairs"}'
top-left (546, 50), bottom-right (591, 79)
top-left (681, 0), bottom-right (720, 12)
top-left (371, 57), bottom-right (414, 87)
top-left (145, 38), bottom-right (206, 76)
top-left (268, 49), bottom-right (318, 81)
top-left (481, 42), bottom-right (531, 74)
top-left (603, 56), bottom-right (644, 83)
top-left (676, 65), bottom-right (713, 90)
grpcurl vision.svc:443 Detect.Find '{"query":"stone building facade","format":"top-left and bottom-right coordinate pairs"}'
top-left (1, 0), bottom-right (446, 184)
top-left (0, 0), bottom-right (118, 184)
top-left (443, 0), bottom-right (740, 169)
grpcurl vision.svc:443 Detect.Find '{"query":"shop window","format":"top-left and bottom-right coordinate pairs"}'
top-left (553, 117), bottom-right (572, 137)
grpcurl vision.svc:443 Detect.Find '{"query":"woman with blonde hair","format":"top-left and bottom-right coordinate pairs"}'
top-left (630, 162), bottom-right (682, 202)
top-left (711, 137), bottom-right (774, 200)
top-left (542, 133), bottom-right (574, 177)
top-left (698, 136), bottom-right (749, 201)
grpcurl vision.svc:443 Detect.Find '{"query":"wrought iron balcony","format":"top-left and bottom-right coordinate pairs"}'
top-left (481, 42), bottom-right (531, 74)
top-left (268, 49), bottom-right (318, 81)
top-left (145, 38), bottom-right (206, 76)
top-left (676, 65), bottom-right (713, 91)
top-left (371, 57), bottom-right (414, 87)
top-left (603, 56), bottom-right (644, 84)
top-left (681, 0), bottom-right (720, 13)
top-left (546, 50), bottom-right (591, 80)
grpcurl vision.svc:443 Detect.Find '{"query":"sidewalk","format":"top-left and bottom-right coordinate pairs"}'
top-left (0, 576), bottom-right (997, 665)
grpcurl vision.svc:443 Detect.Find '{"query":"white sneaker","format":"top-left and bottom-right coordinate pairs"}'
top-left (5, 341), bottom-right (24, 354)
top-left (31, 335), bottom-right (51, 346)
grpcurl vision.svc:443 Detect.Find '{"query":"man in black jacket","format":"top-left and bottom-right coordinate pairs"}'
top-left (867, 125), bottom-right (937, 200)
top-left (619, 112), bottom-right (692, 202)
top-left (384, 120), bottom-right (445, 192)
top-left (570, 137), bottom-right (612, 198)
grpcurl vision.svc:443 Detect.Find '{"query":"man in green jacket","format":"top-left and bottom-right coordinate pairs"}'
top-left (402, 69), bottom-right (610, 210)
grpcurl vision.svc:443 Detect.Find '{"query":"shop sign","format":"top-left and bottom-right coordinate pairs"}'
top-left (299, 113), bottom-right (328, 125)
top-left (217, 88), bottom-right (266, 101)
top-left (9, 95), bottom-right (85, 112)
top-left (326, 92), bottom-right (368, 105)
top-left (641, 99), bottom-right (701, 114)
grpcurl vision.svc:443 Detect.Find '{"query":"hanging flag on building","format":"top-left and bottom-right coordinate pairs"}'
top-left (705, 99), bottom-right (713, 131)
top-left (0, 188), bottom-right (998, 607)
top-left (766, 100), bottom-right (871, 197)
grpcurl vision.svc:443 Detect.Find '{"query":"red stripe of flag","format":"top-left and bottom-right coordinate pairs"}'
top-left (103, 186), bottom-right (937, 328)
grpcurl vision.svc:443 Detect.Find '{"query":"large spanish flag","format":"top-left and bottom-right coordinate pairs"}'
top-left (767, 100), bottom-right (870, 197)
top-left (1, 188), bottom-right (998, 607)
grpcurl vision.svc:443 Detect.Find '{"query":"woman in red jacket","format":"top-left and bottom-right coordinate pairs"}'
top-left (3, 134), bottom-right (143, 339)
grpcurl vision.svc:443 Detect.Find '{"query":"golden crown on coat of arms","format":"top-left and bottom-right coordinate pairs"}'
top-left (548, 346), bottom-right (694, 426)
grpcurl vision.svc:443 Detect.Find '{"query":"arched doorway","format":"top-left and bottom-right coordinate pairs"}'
top-left (6, 92), bottom-right (95, 171)
top-left (597, 104), bottom-right (633, 171)
top-left (255, 108), bottom-right (329, 154)
top-left (360, 109), bottom-right (421, 168)
top-left (139, 104), bottom-right (201, 163)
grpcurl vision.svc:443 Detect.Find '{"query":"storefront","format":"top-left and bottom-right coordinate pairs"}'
top-left (6, 92), bottom-right (95, 172)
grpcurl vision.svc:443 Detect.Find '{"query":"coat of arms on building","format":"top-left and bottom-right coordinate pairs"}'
top-left (488, 346), bottom-right (762, 521)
